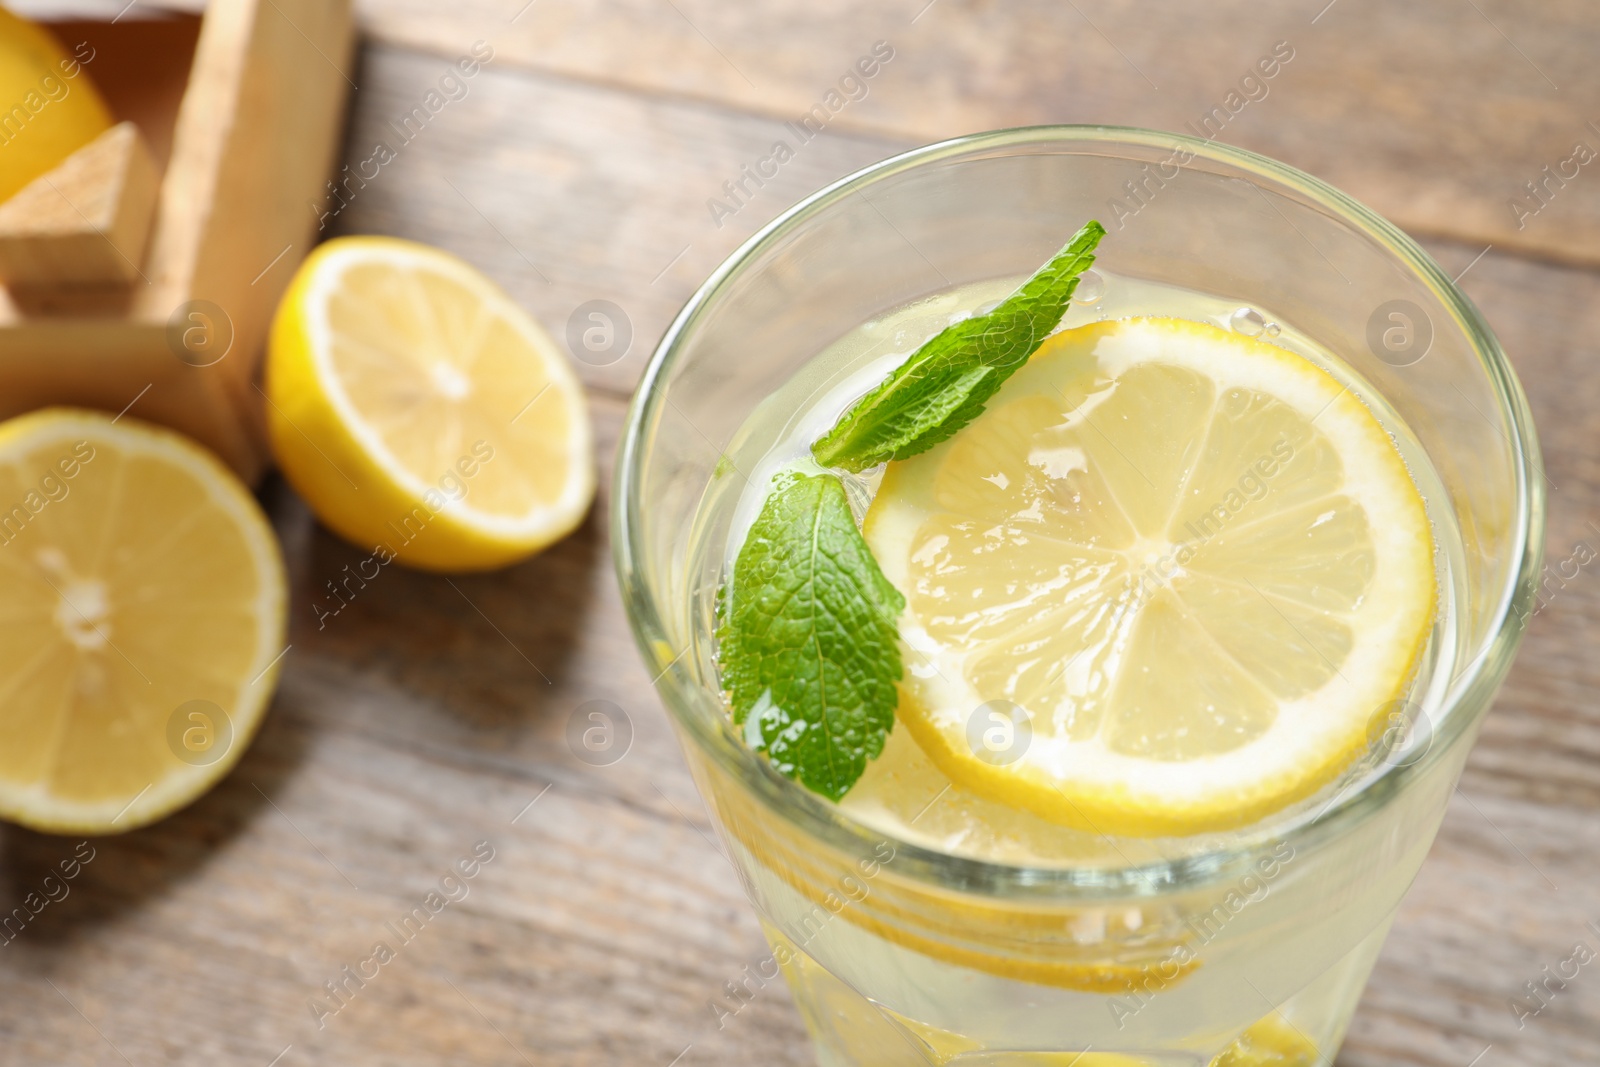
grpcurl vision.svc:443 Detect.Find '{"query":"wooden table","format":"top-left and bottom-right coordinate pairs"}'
top-left (3, 1), bottom-right (1599, 1064)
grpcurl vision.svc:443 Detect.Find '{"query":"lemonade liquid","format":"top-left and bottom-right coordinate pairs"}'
top-left (689, 271), bottom-right (1466, 1066)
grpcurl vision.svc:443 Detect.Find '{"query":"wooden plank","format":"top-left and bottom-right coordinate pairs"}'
top-left (350, 0), bottom-right (1600, 269)
top-left (135, 0), bottom-right (356, 466)
top-left (327, 42), bottom-right (906, 397)
top-left (0, 321), bottom-right (265, 476)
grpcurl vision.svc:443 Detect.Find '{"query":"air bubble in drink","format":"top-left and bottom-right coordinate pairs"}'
top-left (1229, 307), bottom-right (1267, 337)
top-left (1072, 269), bottom-right (1105, 305)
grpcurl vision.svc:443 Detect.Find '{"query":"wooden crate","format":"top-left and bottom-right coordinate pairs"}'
top-left (0, 0), bottom-right (354, 480)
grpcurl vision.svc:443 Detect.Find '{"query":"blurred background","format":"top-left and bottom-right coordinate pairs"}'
top-left (0, 0), bottom-right (1596, 1064)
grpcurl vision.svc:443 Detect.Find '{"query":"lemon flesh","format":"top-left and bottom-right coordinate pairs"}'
top-left (266, 237), bottom-right (595, 572)
top-left (863, 318), bottom-right (1435, 837)
top-left (0, 410), bottom-right (286, 834)
top-left (0, 10), bottom-right (114, 204)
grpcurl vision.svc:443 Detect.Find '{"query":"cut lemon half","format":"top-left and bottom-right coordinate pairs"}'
top-left (0, 410), bottom-right (286, 834)
top-left (0, 9), bottom-right (115, 203)
top-left (266, 237), bottom-right (594, 572)
top-left (864, 317), bottom-right (1435, 837)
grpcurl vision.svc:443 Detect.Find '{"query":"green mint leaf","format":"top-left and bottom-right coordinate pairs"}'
top-left (716, 471), bottom-right (905, 801)
top-left (812, 219), bottom-right (1106, 472)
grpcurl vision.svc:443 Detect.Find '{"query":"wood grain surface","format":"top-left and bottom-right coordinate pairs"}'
top-left (2, 2), bottom-right (1598, 1066)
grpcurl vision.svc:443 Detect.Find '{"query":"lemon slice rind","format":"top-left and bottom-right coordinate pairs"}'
top-left (864, 318), bottom-right (1436, 837)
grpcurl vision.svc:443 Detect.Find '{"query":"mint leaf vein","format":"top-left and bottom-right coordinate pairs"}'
top-left (717, 472), bottom-right (905, 801)
top-left (811, 219), bottom-right (1106, 472)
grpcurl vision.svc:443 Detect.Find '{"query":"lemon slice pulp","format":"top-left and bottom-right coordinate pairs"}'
top-left (864, 317), bottom-right (1435, 837)
top-left (267, 237), bottom-right (594, 572)
top-left (0, 410), bottom-right (286, 833)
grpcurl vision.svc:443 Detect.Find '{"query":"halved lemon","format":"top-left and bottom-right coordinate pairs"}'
top-left (0, 9), bottom-right (115, 204)
top-left (266, 237), bottom-right (594, 572)
top-left (0, 410), bottom-right (286, 834)
top-left (864, 317), bottom-right (1435, 837)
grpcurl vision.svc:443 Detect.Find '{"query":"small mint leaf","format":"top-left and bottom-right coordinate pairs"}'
top-left (716, 472), bottom-right (904, 801)
top-left (812, 220), bottom-right (1106, 472)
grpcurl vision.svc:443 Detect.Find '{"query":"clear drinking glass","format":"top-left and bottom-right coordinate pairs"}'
top-left (614, 127), bottom-right (1543, 1065)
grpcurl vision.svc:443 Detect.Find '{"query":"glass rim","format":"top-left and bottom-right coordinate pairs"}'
top-left (613, 124), bottom-right (1545, 899)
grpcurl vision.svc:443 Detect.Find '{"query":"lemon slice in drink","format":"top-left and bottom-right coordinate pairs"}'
top-left (1212, 1015), bottom-right (1319, 1065)
top-left (0, 410), bottom-right (286, 834)
top-left (266, 237), bottom-right (594, 572)
top-left (863, 317), bottom-right (1435, 837)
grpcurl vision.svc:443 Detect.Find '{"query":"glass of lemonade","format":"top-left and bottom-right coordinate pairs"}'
top-left (615, 127), bottom-right (1543, 1065)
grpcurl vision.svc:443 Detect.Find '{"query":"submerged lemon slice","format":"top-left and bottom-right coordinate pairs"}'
top-left (0, 410), bottom-right (286, 833)
top-left (267, 237), bottom-right (594, 572)
top-left (1211, 1015), bottom-right (1320, 1066)
top-left (864, 317), bottom-right (1435, 837)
